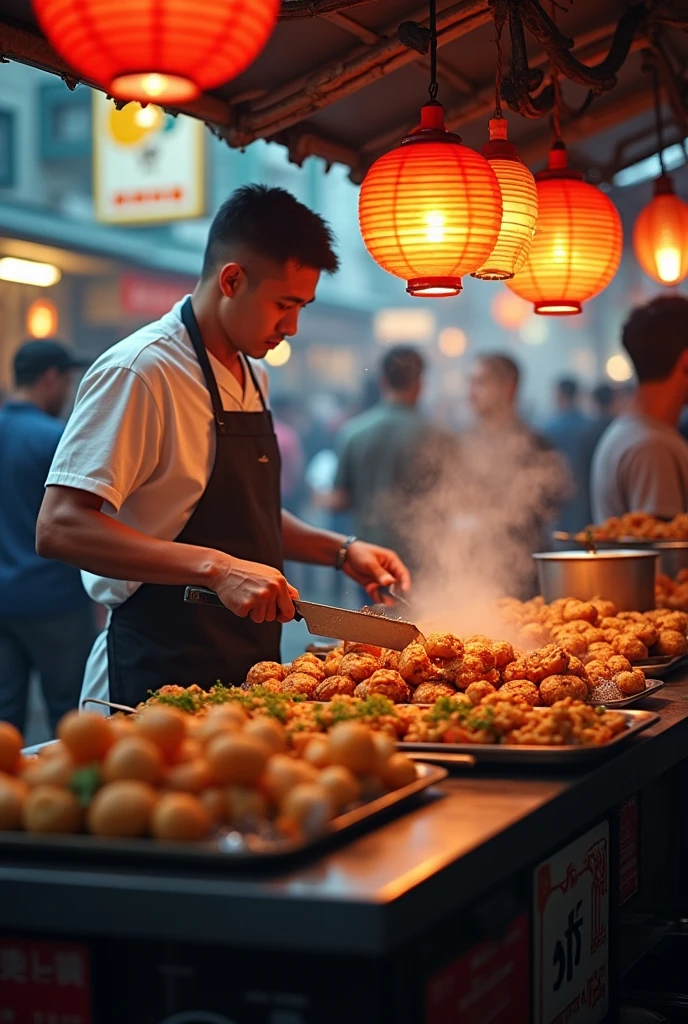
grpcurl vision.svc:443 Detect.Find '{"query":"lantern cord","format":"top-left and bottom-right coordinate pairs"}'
top-left (493, 4), bottom-right (505, 118)
top-left (652, 63), bottom-right (667, 176)
top-left (428, 0), bottom-right (438, 101)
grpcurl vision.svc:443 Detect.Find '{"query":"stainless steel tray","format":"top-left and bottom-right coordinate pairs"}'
top-left (634, 655), bottom-right (687, 676)
top-left (397, 709), bottom-right (659, 766)
top-left (0, 762), bottom-right (447, 870)
top-left (585, 678), bottom-right (664, 708)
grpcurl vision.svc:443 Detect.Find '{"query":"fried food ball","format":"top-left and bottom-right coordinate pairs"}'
top-left (554, 619), bottom-right (591, 636)
top-left (314, 676), bottom-right (356, 700)
top-left (424, 632), bottom-right (464, 661)
top-left (566, 655), bottom-right (589, 679)
top-left (245, 662), bottom-right (287, 687)
top-left (454, 655), bottom-right (493, 690)
top-left (583, 628), bottom-right (607, 645)
top-left (339, 653), bottom-right (380, 683)
top-left (497, 680), bottom-right (540, 707)
top-left (282, 672), bottom-right (321, 698)
top-left (611, 634), bottom-right (649, 662)
top-left (354, 670), bottom-right (410, 704)
top-left (616, 670), bottom-right (647, 696)
top-left (655, 611), bottom-right (688, 634)
top-left (379, 648), bottom-right (401, 672)
top-left (412, 682), bottom-right (457, 703)
top-left (398, 643), bottom-right (432, 685)
top-left (623, 622), bottom-right (659, 648)
top-left (519, 622), bottom-right (550, 647)
top-left (539, 675), bottom-right (589, 706)
top-left (502, 658), bottom-right (530, 683)
top-left (491, 641), bottom-right (516, 669)
top-left (324, 649), bottom-right (345, 677)
top-left (585, 660), bottom-right (610, 685)
top-left (607, 655), bottom-right (632, 675)
top-left (259, 678), bottom-right (291, 694)
top-left (556, 632), bottom-right (589, 658)
top-left (463, 642), bottom-right (496, 674)
top-left (291, 656), bottom-right (326, 682)
top-left (343, 641), bottom-right (382, 658)
top-left (563, 600), bottom-right (598, 624)
top-left (525, 645), bottom-right (570, 684)
top-left (431, 657), bottom-right (463, 685)
top-left (465, 681), bottom-right (498, 704)
top-left (592, 599), bottom-right (618, 620)
top-left (600, 617), bottom-right (625, 633)
top-left (617, 611), bottom-right (646, 623)
top-left (587, 642), bottom-right (615, 663)
top-left (655, 630), bottom-right (688, 658)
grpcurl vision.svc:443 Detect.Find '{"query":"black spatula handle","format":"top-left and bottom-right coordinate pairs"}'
top-left (184, 586), bottom-right (303, 621)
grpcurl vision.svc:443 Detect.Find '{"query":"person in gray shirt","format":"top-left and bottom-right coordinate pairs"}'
top-left (591, 296), bottom-right (688, 522)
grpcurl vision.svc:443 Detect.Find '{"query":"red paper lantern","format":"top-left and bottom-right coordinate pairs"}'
top-left (358, 103), bottom-right (502, 297)
top-left (32, 0), bottom-right (279, 104)
top-left (506, 142), bottom-right (623, 315)
top-left (633, 174), bottom-right (688, 286)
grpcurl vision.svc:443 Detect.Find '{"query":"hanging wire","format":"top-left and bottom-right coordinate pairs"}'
top-left (493, 8), bottom-right (504, 118)
top-left (652, 61), bottom-right (667, 175)
top-left (428, 0), bottom-right (438, 101)
top-left (549, 0), bottom-right (563, 140)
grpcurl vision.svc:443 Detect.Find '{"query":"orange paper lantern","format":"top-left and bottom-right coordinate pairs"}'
top-left (32, 0), bottom-right (279, 104)
top-left (472, 118), bottom-right (538, 281)
top-left (633, 174), bottom-right (688, 286)
top-left (506, 142), bottom-right (623, 315)
top-left (358, 102), bottom-right (503, 297)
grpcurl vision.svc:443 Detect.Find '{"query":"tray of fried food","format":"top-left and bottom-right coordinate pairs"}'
top-left (656, 570), bottom-right (688, 613)
top-left (573, 512), bottom-right (688, 543)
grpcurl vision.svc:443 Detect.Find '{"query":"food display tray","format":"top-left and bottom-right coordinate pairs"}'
top-left (0, 763), bottom-right (447, 871)
top-left (634, 655), bottom-right (687, 676)
top-left (585, 678), bottom-right (664, 709)
top-left (397, 709), bottom-right (659, 767)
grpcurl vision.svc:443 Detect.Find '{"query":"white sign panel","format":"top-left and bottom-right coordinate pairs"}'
top-left (93, 93), bottom-right (205, 224)
top-left (533, 821), bottom-right (609, 1024)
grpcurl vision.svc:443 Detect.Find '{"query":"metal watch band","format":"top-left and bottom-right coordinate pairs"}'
top-left (335, 535), bottom-right (358, 570)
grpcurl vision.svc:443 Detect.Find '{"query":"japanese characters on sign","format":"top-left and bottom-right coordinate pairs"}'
top-left (0, 939), bottom-right (91, 1024)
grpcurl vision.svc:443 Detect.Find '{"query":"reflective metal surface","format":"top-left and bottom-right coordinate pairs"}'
top-left (534, 549), bottom-right (658, 610)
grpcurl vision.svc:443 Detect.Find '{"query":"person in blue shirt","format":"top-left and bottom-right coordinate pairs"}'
top-left (0, 339), bottom-right (94, 733)
top-left (545, 377), bottom-right (594, 534)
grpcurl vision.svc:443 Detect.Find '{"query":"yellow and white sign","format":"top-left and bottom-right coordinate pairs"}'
top-left (93, 93), bottom-right (205, 225)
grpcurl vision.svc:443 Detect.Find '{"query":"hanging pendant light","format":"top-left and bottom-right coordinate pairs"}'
top-left (506, 141), bottom-right (623, 315)
top-left (32, 0), bottom-right (279, 104)
top-left (358, 0), bottom-right (502, 297)
top-left (472, 118), bottom-right (538, 281)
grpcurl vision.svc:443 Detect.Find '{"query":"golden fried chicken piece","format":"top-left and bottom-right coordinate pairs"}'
top-left (563, 600), bottom-right (598, 624)
top-left (655, 630), bottom-right (688, 658)
top-left (246, 661), bottom-right (287, 686)
top-left (611, 634), bottom-right (649, 662)
top-left (502, 658), bottom-right (530, 683)
top-left (354, 670), bottom-right (410, 703)
top-left (454, 657), bottom-right (498, 690)
top-left (398, 643), bottom-right (432, 685)
top-left (583, 628), bottom-right (607, 645)
top-left (379, 648), bottom-right (401, 672)
top-left (343, 640), bottom-right (383, 658)
top-left (555, 632), bottom-right (589, 658)
top-left (465, 680), bottom-right (498, 704)
top-left (584, 660), bottom-right (609, 685)
top-left (566, 655), bottom-right (589, 680)
top-left (324, 649), bottom-right (345, 677)
top-left (586, 642), bottom-right (614, 662)
top-left (463, 642), bottom-right (496, 674)
top-left (525, 644), bottom-right (570, 684)
top-left (291, 656), bottom-right (326, 682)
top-left (491, 641), bottom-right (516, 669)
top-left (339, 652), bottom-right (380, 682)
top-left (615, 669), bottom-right (646, 696)
top-left (497, 680), bottom-right (540, 707)
top-left (412, 682), bottom-right (457, 704)
top-left (314, 675), bottom-right (356, 700)
top-left (623, 622), bottom-right (658, 648)
top-left (539, 675), bottom-right (589, 706)
top-left (282, 672), bottom-right (321, 697)
top-left (591, 598), bottom-right (618, 619)
top-left (424, 632), bottom-right (464, 661)
top-left (606, 655), bottom-right (632, 675)
top-left (655, 611), bottom-right (688, 634)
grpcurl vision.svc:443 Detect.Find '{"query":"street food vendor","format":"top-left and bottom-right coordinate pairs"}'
top-left (36, 186), bottom-right (410, 710)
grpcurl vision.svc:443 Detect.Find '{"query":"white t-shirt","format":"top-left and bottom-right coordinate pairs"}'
top-left (46, 297), bottom-right (268, 707)
top-left (591, 413), bottom-right (688, 521)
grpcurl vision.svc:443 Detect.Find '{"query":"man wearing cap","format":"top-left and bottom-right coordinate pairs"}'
top-left (0, 339), bottom-right (94, 733)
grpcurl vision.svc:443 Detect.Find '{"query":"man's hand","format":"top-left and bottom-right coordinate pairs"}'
top-left (342, 541), bottom-right (411, 602)
top-left (213, 558), bottom-right (299, 624)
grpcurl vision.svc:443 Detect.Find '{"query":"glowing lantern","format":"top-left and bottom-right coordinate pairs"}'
top-left (506, 142), bottom-right (623, 315)
top-left (472, 118), bottom-right (538, 281)
top-left (26, 299), bottom-right (59, 339)
top-left (32, 0), bottom-right (279, 104)
top-left (633, 174), bottom-right (688, 286)
top-left (358, 103), bottom-right (503, 297)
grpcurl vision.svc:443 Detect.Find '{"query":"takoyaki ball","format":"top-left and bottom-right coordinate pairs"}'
top-left (615, 669), bottom-right (647, 696)
top-left (525, 645), bottom-right (570, 684)
top-left (519, 623), bottom-right (550, 647)
top-left (324, 649), bottom-right (345, 677)
top-left (246, 661), bottom-right (287, 686)
top-left (592, 598), bottom-right (618, 620)
top-left (606, 655), bottom-right (632, 675)
top-left (554, 619), bottom-right (589, 636)
top-left (412, 682), bottom-right (457, 704)
top-left (502, 658), bottom-right (530, 683)
top-left (424, 632), bottom-right (464, 661)
top-left (290, 656), bottom-right (326, 683)
top-left (616, 611), bottom-right (646, 623)
top-left (491, 641), bottom-right (517, 669)
top-left (539, 675), bottom-right (589, 706)
top-left (496, 680), bottom-right (540, 707)
top-left (259, 678), bottom-right (291, 694)
top-left (379, 648), bottom-right (401, 672)
top-left (566, 655), bottom-right (588, 679)
top-left (343, 640), bottom-right (383, 658)
top-left (555, 632), bottom-right (588, 658)
top-left (623, 622), bottom-right (659, 648)
top-left (463, 642), bottom-right (496, 674)
top-left (454, 655), bottom-right (491, 689)
top-left (398, 643), bottom-right (432, 685)
top-left (584, 660), bottom-right (610, 684)
top-left (611, 634), bottom-right (649, 662)
top-left (563, 600), bottom-right (598, 624)
top-left (583, 628), bottom-right (607, 646)
top-left (293, 652), bottom-right (321, 666)
top-left (655, 630), bottom-right (688, 658)
top-left (314, 675), bottom-right (356, 700)
top-left (465, 681), bottom-right (498, 705)
top-left (282, 672), bottom-right (321, 698)
top-left (354, 670), bottom-right (410, 704)
top-left (587, 642), bottom-right (615, 663)
top-left (339, 652), bottom-right (380, 683)
top-left (657, 611), bottom-right (688, 634)
top-left (600, 617), bottom-right (625, 633)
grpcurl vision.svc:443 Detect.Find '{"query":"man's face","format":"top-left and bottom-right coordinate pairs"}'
top-left (217, 258), bottom-right (319, 360)
top-left (468, 361), bottom-right (511, 419)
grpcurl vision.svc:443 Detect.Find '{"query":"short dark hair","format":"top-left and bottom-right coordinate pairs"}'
top-left (478, 352), bottom-right (520, 388)
top-left (557, 377), bottom-right (578, 400)
top-left (13, 339), bottom-right (86, 387)
top-left (622, 296), bottom-right (688, 382)
top-left (380, 346), bottom-right (424, 391)
top-left (592, 383), bottom-right (614, 412)
top-left (201, 184), bottom-right (339, 278)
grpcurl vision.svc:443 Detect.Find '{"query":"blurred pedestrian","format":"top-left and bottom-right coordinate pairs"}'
top-left (592, 296), bottom-right (688, 521)
top-left (544, 377), bottom-right (593, 533)
top-left (0, 340), bottom-right (95, 733)
top-left (270, 396), bottom-right (306, 515)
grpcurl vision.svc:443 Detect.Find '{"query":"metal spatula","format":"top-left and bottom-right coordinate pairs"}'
top-left (184, 586), bottom-right (423, 651)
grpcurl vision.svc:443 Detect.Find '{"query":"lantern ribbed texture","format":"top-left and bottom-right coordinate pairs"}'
top-left (633, 175), bottom-right (688, 286)
top-left (472, 118), bottom-right (538, 281)
top-left (32, 0), bottom-right (279, 103)
top-left (358, 103), bottom-right (503, 297)
top-left (506, 143), bottom-right (623, 315)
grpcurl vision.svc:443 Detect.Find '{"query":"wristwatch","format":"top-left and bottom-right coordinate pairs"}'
top-left (335, 535), bottom-right (358, 570)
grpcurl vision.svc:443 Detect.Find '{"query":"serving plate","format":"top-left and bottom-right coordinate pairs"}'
top-left (633, 655), bottom-right (687, 676)
top-left (585, 678), bottom-right (664, 708)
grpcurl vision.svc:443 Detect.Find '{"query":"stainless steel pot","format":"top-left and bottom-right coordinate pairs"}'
top-left (647, 541), bottom-right (688, 578)
top-left (533, 550), bottom-right (659, 611)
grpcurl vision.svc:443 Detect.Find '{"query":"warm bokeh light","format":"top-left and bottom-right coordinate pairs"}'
top-left (506, 143), bottom-right (622, 315)
top-left (606, 353), bottom-right (634, 382)
top-left (438, 327), bottom-right (468, 357)
top-left (374, 308), bottom-right (435, 344)
top-left (0, 257), bottom-right (61, 287)
top-left (133, 104), bottom-right (163, 130)
top-left (33, 0), bottom-right (279, 104)
top-left (472, 118), bottom-right (538, 281)
top-left (633, 175), bottom-right (688, 286)
top-left (265, 341), bottom-right (291, 367)
top-left (359, 103), bottom-right (502, 298)
top-left (519, 316), bottom-right (548, 346)
top-left (26, 299), bottom-right (59, 338)
top-left (491, 287), bottom-right (531, 329)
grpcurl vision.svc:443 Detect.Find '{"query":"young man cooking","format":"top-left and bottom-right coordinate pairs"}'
top-left (37, 185), bottom-right (410, 710)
